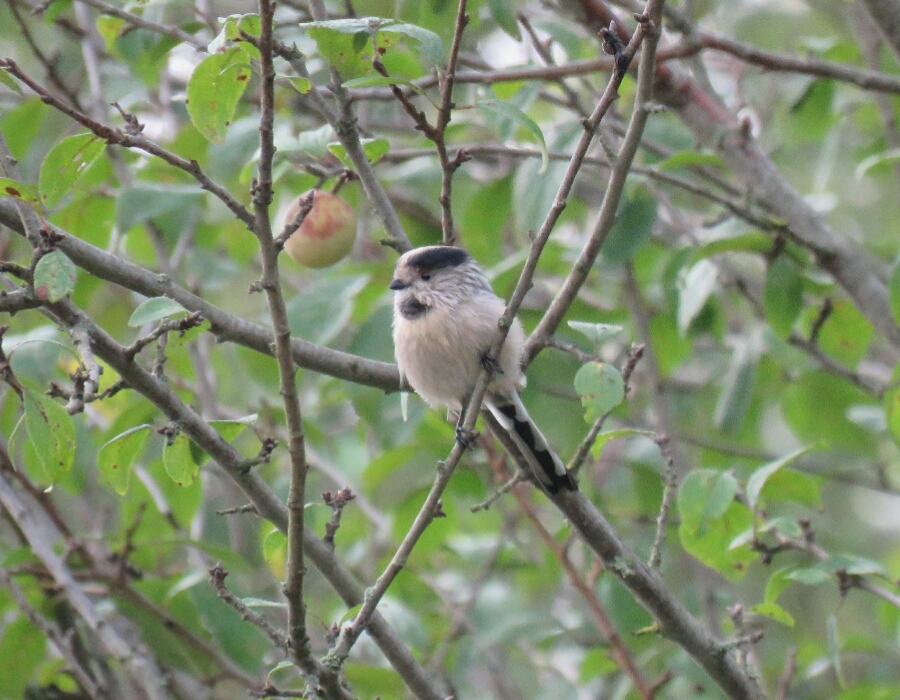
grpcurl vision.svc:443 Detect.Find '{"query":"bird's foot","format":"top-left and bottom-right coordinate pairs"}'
top-left (455, 426), bottom-right (480, 449)
top-left (480, 353), bottom-right (503, 374)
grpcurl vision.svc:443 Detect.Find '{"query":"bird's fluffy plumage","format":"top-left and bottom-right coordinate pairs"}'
top-left (390, 245), bottom-right (576, 493)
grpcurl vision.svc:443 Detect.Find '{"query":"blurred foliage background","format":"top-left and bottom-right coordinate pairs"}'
top-left (1, 0), bottom-right (900, 698)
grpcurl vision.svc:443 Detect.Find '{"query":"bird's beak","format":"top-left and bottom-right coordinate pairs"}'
top-left (389, 279), bottom-right (408, 291)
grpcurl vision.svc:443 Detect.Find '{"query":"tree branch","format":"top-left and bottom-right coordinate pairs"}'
top-left (0, 201), bottom-right (401, 392)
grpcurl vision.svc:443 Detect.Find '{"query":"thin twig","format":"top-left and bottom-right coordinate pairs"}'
top-left (322, 487), bottom-right (356, 550)
top-left (470, 470), bottom-right (528, 512)
top-left (434, 0), bottom-right (470, 243)
top-left (208, 562), bottom-right (291, 652)
top-left (274, 190), bottom-right (316, 250)
top-left (775, 648), bottom-right (798, 700)
top-left (648, 434), bottom-right (678, 569)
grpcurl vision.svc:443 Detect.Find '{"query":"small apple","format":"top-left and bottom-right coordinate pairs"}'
top-left (281, 190), bottom-right (356, 268)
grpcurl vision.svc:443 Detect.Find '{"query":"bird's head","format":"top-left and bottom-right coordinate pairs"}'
top-left (389, 246), bottom-right (491, 319)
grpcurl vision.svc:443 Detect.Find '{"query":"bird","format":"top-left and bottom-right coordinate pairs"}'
top-left (389, 245), bottom-right (577, 494)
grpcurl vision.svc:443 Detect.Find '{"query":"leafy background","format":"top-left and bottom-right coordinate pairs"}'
top-left (1, 0), bottom-right (900, 699)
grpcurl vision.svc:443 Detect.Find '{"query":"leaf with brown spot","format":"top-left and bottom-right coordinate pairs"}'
top-left (23, 388), bottom-right (76, 486)
top-left (99, 425), bottom-right (151, 495)
top-left (0, 177), bottom-right (40, 208)
top-left (186, 45), bottom-right (253, 144)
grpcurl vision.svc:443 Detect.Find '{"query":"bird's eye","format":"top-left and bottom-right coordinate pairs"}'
top-left (421, 273), bottom-right (431, 281)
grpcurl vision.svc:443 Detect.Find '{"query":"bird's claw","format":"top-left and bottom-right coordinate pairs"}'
top-left (481, 354), bottom-right (503, 374)
top-left (455, 426), bottom-right (479, 449)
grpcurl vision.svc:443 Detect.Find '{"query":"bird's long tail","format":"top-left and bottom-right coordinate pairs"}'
top-left (486, 394), bottom-right (577, 494)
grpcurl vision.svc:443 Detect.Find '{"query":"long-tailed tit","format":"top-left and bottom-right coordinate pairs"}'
top-left (389, 246), bottom-right (576, 494)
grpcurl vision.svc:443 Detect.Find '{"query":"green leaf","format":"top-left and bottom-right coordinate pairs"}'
top-left (287, 76), bottom-right (313, 94)
top-left (340, 75), bottom-right (427, 97)
top-left (476, 99), bottom-right (548, 173)
top-left (827, 614), bottom-right (846, 688)
top-left (855, 147), bottom-right (900, 179)
top-left (0, 177), bottom-right (41, 208)
top-left (96, 15), bottom-right (126, 51)
top-left (890, 259), bottom-right (900, 326)
top-left (241, 597), bottom-right (287, 609)
top-left (825, 553), bottom-right (888, 577)
top-left (750, 601), bottom-right (795, 627)
top-left (33, 250), bottom-right (77, 302)
top-left (340, 602), bottom-right (364, 626)
top-left (763, 567), bottom-right (795, 604)
top-left (263, 528), bottom-right (287, 571)
top-left (677, 259), bottom-right (717, 333)
top-left (488, 0), bottom-right (521, 40)
top-left (714, 339), bottom-right (757, 434)
top-left (678, 470), bottom-right (738, 529)
top-left (116, 183), bottom-right (203, 232)
top-left (303, 25), bottom-right (376, 80)
top-left (884, 367), bottom-right (900, 446)
top-left (656, 151), bottom-right (725, 171)
top-left (0, 616), bottom-right (45, 699)
top-left (603, 187), bottom-right (658, 264)
top-left (590, 428), bottom-right (655, 459)
top-left (785, 567), bottom-right (832, 585)
top-left (782, 371), bottom-right (872, 453)
top-left (266, 660), bottom-right (295, 680)
top-left (789, 79), bottom-right (838, 142)
top-left (746, 445), bottom-right (815, 508)
top-left (128, 297), bottom-right (189, 327)
top-left (208, 14), bottom-right (261, 57)
top-left (579, 648), bottom-right (618, 681)
top-left (803, 300), bottom-right (873, 368)
top-left (678, 497), bottom-right (754, 582)
top-left (187, 46), bottom-right (253, 143)
top-left (98, 425), bottom-right (151, 495)
top-left (23, 387), bottom-right (76, 485)
top-left (764, 256), bottom-right (804, 338)
top-left (162, 432), bottom-right (199, 486)
top-left (300, 18), bottom-right (445, 68)
top-left (692, 231), bottom-right (772, 261)
top-left (38, 133), bottom-right (106, 208)
top-left (759, 469), bottom-right (822, 509)
top-left (286, 275), bottom-right (369, 346)
top-left (567, 321), bottom-right (623, 347)
top-left (0, 68), bottom-right (24, 95)
top-left (379, 22), bottom-right (445, 67)
top-left (573, 362), bottom-right (625, 423)
top-left (210, 415), bottom-right (257, 442)
top-left (327, 138), bottom-right (390, 166)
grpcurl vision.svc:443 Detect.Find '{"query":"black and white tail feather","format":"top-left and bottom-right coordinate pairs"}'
top-left (486, 395), bottom-right (576, 494)
top-left (390, 245), bottom-right (577, 495)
